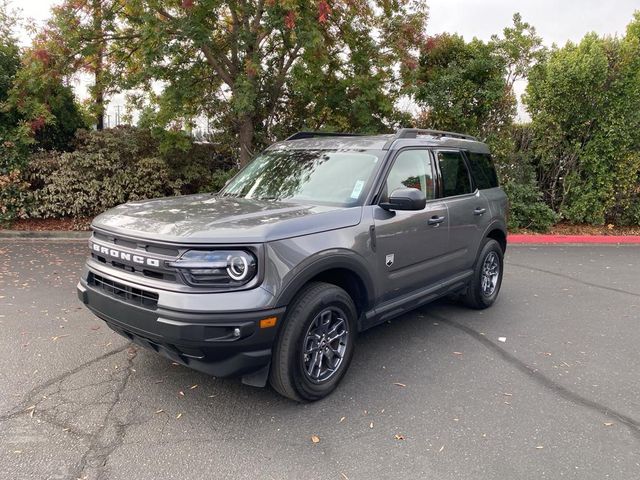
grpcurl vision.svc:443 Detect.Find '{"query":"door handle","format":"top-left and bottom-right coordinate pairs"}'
top-left (428, 215), bottom-right (446, 225)
top-left (473, 207), bottom-right (487, 216)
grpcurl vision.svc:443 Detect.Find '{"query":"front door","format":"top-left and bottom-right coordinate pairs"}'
top-left (374, 148), bottom-right (450, 304)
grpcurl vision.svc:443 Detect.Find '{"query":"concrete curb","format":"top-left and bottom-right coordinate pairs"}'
top-left (509, 234), bottom-right (640, 244)
top-left (0, 230), bottom-right (90, 240)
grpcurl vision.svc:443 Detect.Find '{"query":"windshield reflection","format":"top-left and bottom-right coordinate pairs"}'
top-left (221, 150), bottom-right (381, 206)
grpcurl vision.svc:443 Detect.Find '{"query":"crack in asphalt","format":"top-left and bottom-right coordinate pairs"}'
top-left (0, 343), bottom-right (147, 480)
top-left (508, 262), bottom-right (640, 298)
top-left (72, 346), bottom-right (141, 480)
top-left (0, 344), bottom-right (130, 423)
top-left (432, 313), bottom-right (640, 441)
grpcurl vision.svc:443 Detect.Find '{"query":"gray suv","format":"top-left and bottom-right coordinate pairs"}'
top-left (77, 129), bottom-right (508, 401)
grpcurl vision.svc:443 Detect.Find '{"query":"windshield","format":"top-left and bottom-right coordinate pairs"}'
top-left (220, 149), bottom-right (382, 206)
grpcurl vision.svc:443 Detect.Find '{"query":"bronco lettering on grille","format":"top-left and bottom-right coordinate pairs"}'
top-left (91, 242), bottom-right (161, 267)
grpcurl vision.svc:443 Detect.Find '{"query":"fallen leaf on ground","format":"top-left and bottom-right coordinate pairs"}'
top-left (311, 435), bottom-right (320, 444)
top-left (394, 434), bottom-right (405, 440)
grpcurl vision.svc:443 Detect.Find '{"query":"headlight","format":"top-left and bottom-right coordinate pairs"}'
top-left (168, 250), bottom-right (257, 287)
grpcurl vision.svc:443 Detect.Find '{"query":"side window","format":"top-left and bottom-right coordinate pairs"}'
top-left (385, 149), bottom-right (435, 201)
top-left (437, 151), bottom-right (472, 197)
top-left (467, 152), bottom-right (499, 189)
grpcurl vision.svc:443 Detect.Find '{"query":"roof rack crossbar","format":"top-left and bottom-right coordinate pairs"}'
top-left (382, 128), bottom-right (477, 149)
top-left (396, 128), bottom-right (477, 141)
top-left (285, 131), bottom-right (365, 141)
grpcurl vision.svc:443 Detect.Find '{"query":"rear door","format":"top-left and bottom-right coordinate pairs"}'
top-left (373, 148), bottom-right (449, 304)
top-left (435, 150), bottom-right (490, 273)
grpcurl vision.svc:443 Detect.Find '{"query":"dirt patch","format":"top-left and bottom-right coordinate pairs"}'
top-left (5, 217), bottom-right (93, 231)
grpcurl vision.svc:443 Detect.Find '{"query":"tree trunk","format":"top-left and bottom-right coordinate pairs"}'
top-left (95, 78), bottom-right (104, 130)
top-left (93, 0), bottom-right (105, 130)
top-left (238, 115), bottom-right (255, 167)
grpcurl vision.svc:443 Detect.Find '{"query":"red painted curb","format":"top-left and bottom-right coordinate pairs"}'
top-left (508, 234), bottom-right (640, 244)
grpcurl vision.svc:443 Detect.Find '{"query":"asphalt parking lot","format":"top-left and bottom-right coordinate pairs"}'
top-left (0, 240), bottom-right (638, 480)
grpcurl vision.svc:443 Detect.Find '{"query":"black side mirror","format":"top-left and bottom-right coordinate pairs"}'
top-left (380, 188), bottom-right (426, 211)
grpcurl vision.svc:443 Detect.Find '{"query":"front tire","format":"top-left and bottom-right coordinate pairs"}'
top-left (269, 282), bottom-right (357, 402)
top-left (463, 238), bottom-right (504, 309)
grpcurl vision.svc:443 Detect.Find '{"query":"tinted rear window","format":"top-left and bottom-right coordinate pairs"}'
top-left (467, 152), bottom-right (499, 189)
top-left (438, 151), bottom-right (473, 197)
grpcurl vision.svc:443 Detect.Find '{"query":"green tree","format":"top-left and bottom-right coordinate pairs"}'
top-left (38, 0), bottom-right (124, 130)
top-left (0, 1), bottom-right (30, 224)
top-left (525, 12), bottom-right (640, 225)
top-left (413, 33), bottom-right (513, 139)
top-left (492, 13), bottom-right (545, 91)
top-left (0, 1), bottom-right (20, 133)
top-left (6, 42), bottom-right (88, 152)
top-left (113, 0), bottom-right (428, 166)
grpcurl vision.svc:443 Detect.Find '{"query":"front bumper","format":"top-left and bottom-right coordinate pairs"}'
top-left (77, 270), bottom-right (285, 381)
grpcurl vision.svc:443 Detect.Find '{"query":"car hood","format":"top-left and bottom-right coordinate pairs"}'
top-left (92, 194), bottom-right (362, 244)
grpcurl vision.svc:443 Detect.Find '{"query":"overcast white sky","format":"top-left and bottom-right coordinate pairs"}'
top-left (13, 0), bottom-right (638, 45)
top-left (8, 0), bottom-right (640, 124)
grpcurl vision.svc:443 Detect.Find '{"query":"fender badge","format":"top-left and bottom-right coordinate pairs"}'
top-left (385, 254), bottom-right (394, 267)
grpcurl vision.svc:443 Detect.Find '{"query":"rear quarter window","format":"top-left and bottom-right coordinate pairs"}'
top-left (466, 152), bottom-right (499, 189)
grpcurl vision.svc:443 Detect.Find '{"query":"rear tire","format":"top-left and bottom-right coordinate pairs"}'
top-left (463, 238), bottom-right (504, 309)
top-left (269, 282), bottom-right (357, 402)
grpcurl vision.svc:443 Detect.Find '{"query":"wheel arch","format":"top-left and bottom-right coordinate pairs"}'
top-left (472, 221), bottom-right (507, 267)
top-left (274, 251), bottom-right (375, 320)
top-left (486, 226), bottom-right (507, 253)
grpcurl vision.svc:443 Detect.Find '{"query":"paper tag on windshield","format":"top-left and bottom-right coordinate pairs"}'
top-left (350, 180), bottom-right (365, 199)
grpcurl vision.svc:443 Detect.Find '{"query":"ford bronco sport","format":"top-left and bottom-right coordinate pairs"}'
top-left (78, 129), bottom-right (508, 401)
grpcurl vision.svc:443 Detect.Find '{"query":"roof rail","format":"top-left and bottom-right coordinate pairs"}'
top-left (383, 128), bottom-right (477, 149)
top-left (285, 131), bottom-right (365, 141)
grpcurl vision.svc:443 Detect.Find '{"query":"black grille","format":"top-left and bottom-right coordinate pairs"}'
top-left (91, 253), bottom-right (177, 282)
top-left (89, 273), bottom-right (159, 309)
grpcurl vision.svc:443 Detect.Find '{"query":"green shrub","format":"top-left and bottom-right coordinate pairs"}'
top-left (503, 181), bottom-right (557, 232)
top-left (162, 141), bottom-right (235, 194)
top-left (23, 127), bottom-right (236, 219)
top-left (26, 149), bottom-right (182, 219)
top-left (0, 169), bottom-right (29, 225)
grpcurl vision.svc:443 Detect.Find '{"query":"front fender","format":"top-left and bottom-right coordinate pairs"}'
top-left (273, 249), bottom-right (376, 310)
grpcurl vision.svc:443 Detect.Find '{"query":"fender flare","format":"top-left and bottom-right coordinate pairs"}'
top-left (474, 220), bottom-right (508, 262)
top-left (274, 249), bottom-right (376, 310)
